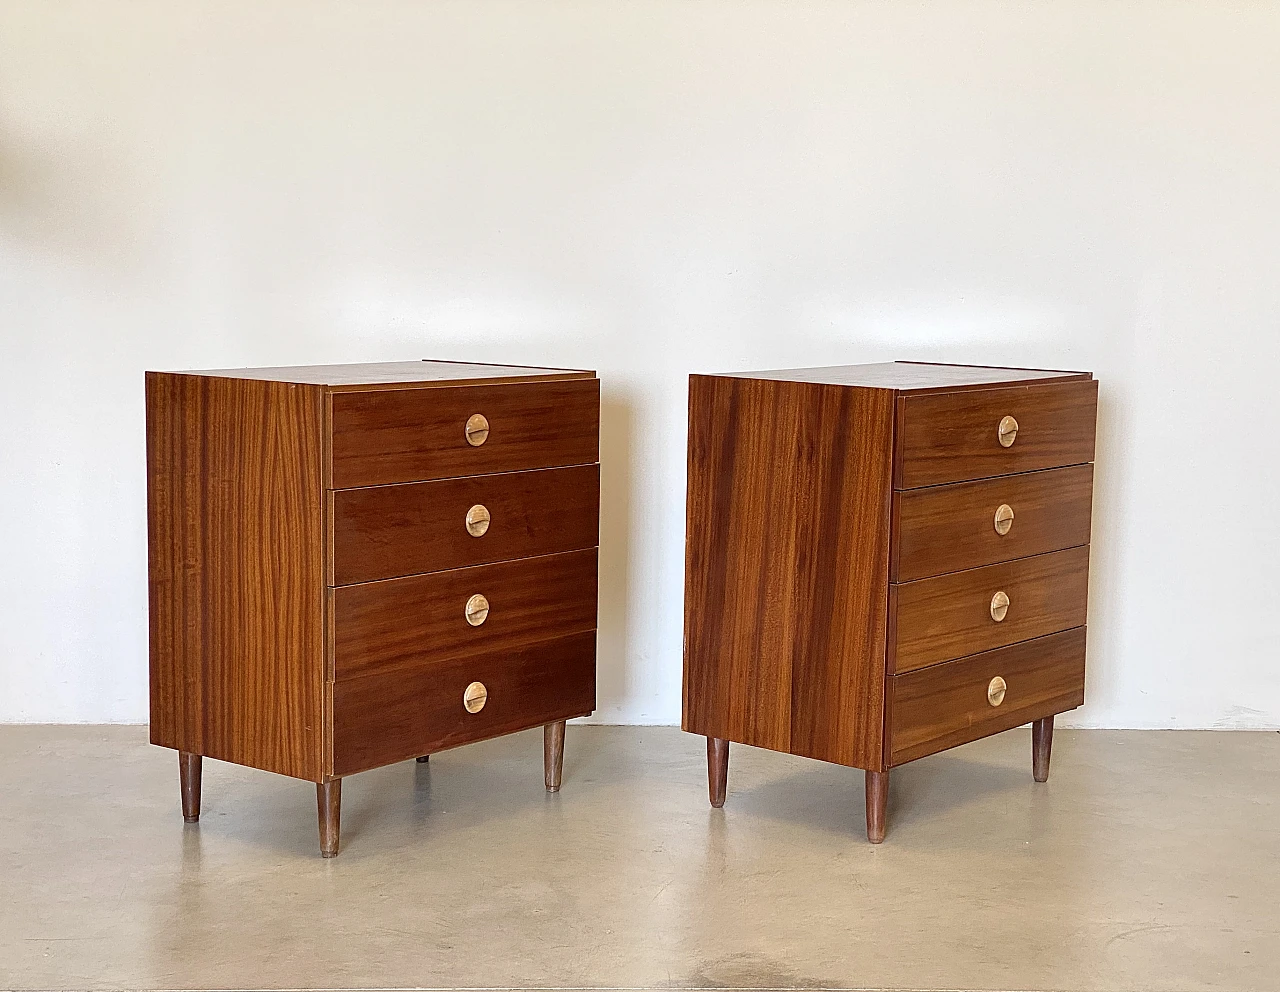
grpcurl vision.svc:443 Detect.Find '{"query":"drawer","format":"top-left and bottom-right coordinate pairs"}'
top-left (891, 545), bottom-right (1090, 673)
top-left (890, 627), bottom-right (1086, 765)
top-left (329, 464), bottom-right (599, 585)
top-left (893, 464), bottom-right (1094, 581)
top-left (331, 549), bottom-right (598, 681)
top-left (332, 630), bottom-right (596, 776)
top-left (895, 378), bottom-right (1097, 489)
top-left (329, 378), bottom-right (599, 489)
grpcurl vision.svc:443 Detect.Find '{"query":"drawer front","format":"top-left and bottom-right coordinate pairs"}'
top-left (896, 379), bottom-right (1097, 489)
top-left (893, 464), bottom-right (1094, 581)
top-left (331, 549), bottom-right (598, 681)
top-left (891, 545), bottom-right (1090, 673)
top-left (330, 464), bottom-right (599, 585)
top-left (332, 630), bottom-right (596, 776)
top-left (330, 378), bottom-right (600, 489)
top-left (890, 627), bottom-right (1086, 765)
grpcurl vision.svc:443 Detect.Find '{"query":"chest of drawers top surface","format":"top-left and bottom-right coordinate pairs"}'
top-left (717, 361), bottom-right (1089, 392)
top-left (177, 359), bottom-right (595, 389)
top-left (682, 360), bottom-right (1097, 779)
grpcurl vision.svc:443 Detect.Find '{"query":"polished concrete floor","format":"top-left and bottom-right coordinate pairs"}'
top-left (0, 725), bottom-right (1276, 992)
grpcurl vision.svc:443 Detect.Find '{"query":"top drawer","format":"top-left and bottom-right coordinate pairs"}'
top-left (329, 378), bottom-right (600, 489)
top-left (895, 379), bottom-right (1097, 489)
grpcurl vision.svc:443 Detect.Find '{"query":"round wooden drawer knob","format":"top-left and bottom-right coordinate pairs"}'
top-left (994, 503), bottom-right (1015, 536)
top-left (998, 415), bottom-right (1019, 448)
top-left (465, 593), bottom-right (490, 626)
top-left (465, 413), bottom-right (490, 447)
top-left (990, 590), bottom-right (1010, 622)
top-left (465, 504), bottom-right (491, 537)
top-left (987, 676), bottom-right (1007, 707)
top-left (463, 681), bottom-right (488, 713)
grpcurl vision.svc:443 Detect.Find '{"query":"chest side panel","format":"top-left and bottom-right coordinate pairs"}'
top-left (682, 375), bottom-right (895, 769)
top-left (147, 373), bottom-right (327, 781)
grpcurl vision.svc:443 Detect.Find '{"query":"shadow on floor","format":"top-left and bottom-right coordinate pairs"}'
top-left (725, 740), bottom-right (1035, 839)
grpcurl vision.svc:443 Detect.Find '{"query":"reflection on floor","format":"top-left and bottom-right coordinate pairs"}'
top-left (1, 724), bottom-right (1275, 991)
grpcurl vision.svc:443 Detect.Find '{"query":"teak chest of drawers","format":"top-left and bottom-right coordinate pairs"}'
top-left (147, 360), bottom-right (600, 856)
top-left (682, 361), bottom-right (1098, 842)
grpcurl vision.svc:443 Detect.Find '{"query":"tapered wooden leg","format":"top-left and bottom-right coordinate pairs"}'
top-left (416, 755), bottom-right (430, 763)
top-left (707, 737), bottom-right (729, 808)
top-left (317, 780), bottom-right (341, 858)
top-left (1032, 715), bottom-right (1054, 783)
top-left (544, 721), bottom-right (565, 792)
top-left (865, 770), bottom-right (889, 844)
top-left (179, 751), bottom-right (202, 823)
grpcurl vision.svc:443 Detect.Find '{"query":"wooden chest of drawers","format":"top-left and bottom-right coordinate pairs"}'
top-left (146, 360), bottom-right (600, 856)
top-left (682, 361), bottom-right (1098, 842)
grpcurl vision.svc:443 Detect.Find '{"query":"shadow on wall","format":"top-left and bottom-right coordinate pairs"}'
top-left (0, 119), bottom-right (147, 272)
top-left (0, 128), bottom-right (51, 241)
top-left (1083, 379), bottom-right (1118, 715)
top-left (594, 390), bottom-right (632, 723)
top-left (0, 122), bottom-right (62, 236)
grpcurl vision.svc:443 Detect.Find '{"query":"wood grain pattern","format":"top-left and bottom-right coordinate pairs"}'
top-left (329, 378), bottom-right (600, 488)
top-left (333, 631), bottom-right (596, 777)
top-left (1033, 715), bottom-right (1054, 782)
top-left (544, 721), bottom-right (565, 792)
top-left (681, 375), bottom-right (895, 770)
top-left (865, 770), bottom-right (889, 843)
top-left (707, 737), bottom-right (729, 808)
top-left (146, 372), bottom-right (326, 781)
top-left (330, 464), bottom-right (600, 586)
top-left (891, 545), bottom-right (1091, 674)
top-left (890, 627), bottom-right (1086, 765)
top-left (179, 752), bottom-right (201, 822)
top-left (896, 378), bottom-right (1098, 489)
top-left (317, 780), bottom-right (341, 857)
top-left (723, 361), bottom-right (1088, 392)
top-left (331, 549), bottom-right (599, 681)
top-left (893, 464), bottom-right (1094, 581)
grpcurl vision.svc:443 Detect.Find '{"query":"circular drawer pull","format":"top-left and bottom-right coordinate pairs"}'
top-left (994, 503), bottom-right (1015, 536)
top-left (463, 681), bottom-right (488, 713)
top-left (465, 413), bottom-right (490, 447)
top-left (465, 504), bottom-right (491, 537)
top-left (998, 415), bottom-right (1019, 448)
top-left (987, 676), bottom-right (1007, 707)
top-left (990, 590), bottom-right (1010, 622)
top-left (465, 593), bottom-right (490, 626)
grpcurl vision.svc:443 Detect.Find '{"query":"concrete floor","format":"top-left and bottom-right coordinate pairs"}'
top-left (0, 726), bottom-right (1276, 992)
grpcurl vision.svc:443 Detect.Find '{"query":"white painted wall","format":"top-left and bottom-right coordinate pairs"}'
top-left (2, 1), bottom-right (1277, 728)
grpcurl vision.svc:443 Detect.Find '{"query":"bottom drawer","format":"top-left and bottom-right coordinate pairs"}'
top-left (889, 627), bottom-right (1085, 766)
top-left (332, 631), bottom-right (596, 777)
